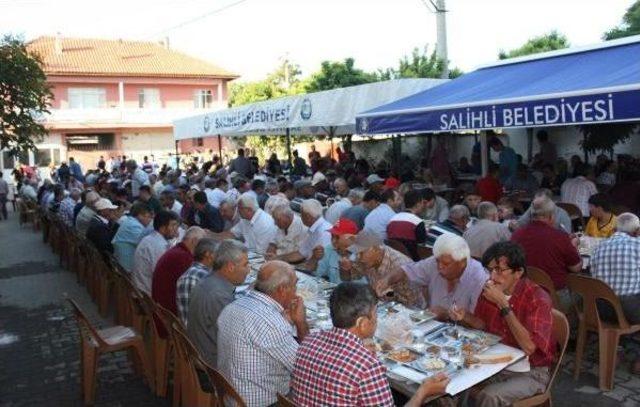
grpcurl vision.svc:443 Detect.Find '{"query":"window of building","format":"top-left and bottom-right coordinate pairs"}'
top-left (66, 133), bottom-right (115, 151)
top-left (35, 149), bottom-right (51, 167)
top-left (68, 87), bottom-right (107, 109)
top-left (193, 137), bottom-right (204, 147)
top-left (2, 151), bottom-right (15, 170)
top-left (194, 89), bottom-right (213, 109)
top-left (52, 148), bottom-right (62, 165)
top-left (138, 88), bottom-right (161, 109)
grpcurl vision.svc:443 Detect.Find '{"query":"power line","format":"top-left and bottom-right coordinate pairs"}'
top-left (151, 0), bottom-right (248, 37)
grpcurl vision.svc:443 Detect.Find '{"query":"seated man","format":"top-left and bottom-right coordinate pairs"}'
top-left (560, 162), bottom-right (597, 218)
top-left (475, 163), bottom-right (502, 204)
top-left (375, 234), bottom-right (487, 318)
top-left (159, 190), bottom-right (182, 217)
top-left (422, 187), bottom-right (450, 223)
top-left (313, 218), bottom-right (361, 283)
top-left (585, 193), bottom-right (616, 238)
top-left (132, 210), bottom-right (181, 294)
top-left (387, 189), bottom-right (428, 260)
top-left (112, 202), bottom-right (154, 273)
top-left (276, 199), bottom-right (331, 268)
top-left (463, 201), bottom-right (511, 258)
top-left (591, 212), bottom-right (640, 325)
top-left (463, 193), bottom-right (482, 218)
top-left (504, 164), bottom-right (539, 196)
top-left (341, 189), bottom-right (380, 231)
top-left (325, 188), bottom-right (363, 225)
top-left (176, 238), bottom-right (220, 325)
top-left (515, 189), bottom-right (572, 233)
top-left (217, 260), bottom-right (309, 406)
top-left (266, 205), bottom-right (308, 258)
top-left (86, 198), bottom-right (121, 254)
top-left (343, 230), bottom-right (419, 307)
top-left (364, 189), bottom-right (402, 241)
top-left (511, 196), bottom-right (582, 311)
top-left (450, 241), bottom-right (555, 407)
top-left (426, 204), bottom-right (470, 246)
top-left (291, 282), bottom-right (450, 406)
top-left (192, 190), bottom-right (224, 233)
top-left (137, 185), bottom-right (162, 214)
top-left (215, 192), bottom-right (278, 254)
top-left (186, 239), bottom-right (249, 366)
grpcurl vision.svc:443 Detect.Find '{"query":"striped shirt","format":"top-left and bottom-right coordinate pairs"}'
top-left (591, 232), bottom-right (640, 296)
top-left (560, 176), bottom-right (597, 217)
top-left (176, 262), bottom-right (211, 325)
top-left (217, 290), bottom-right (298, 407)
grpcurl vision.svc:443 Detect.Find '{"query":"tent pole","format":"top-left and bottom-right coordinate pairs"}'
top-left (286, 128), bottom-right (292, 167)
top-left (175, 140), bottom-right (179, 170)
top-left (526, 128), bottom-right (533, 164)
top-left (217, 134), bottom-right (223, 163)
top-left (480, 131), bottom-right (488, 177)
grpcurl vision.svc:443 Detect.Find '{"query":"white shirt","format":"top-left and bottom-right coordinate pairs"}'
top-left (132, 231), bottom-right (171, 294)
top-left (226, 188), bottom-right (240, 202)
top-left (131, 168), bottom-right (150, 197)
top-left (560, 176), bottom-right (597, 217)
top-left (170, 200), bottom-right (183, 217)
top-left (205, 187), bottom-right (227, 208)
top-left (299, 217), bottom-right (332, 259)
top-left (231, 209), bottom-right (277, 255)
top-left (364, 203), bottom-right (396, 241)
top-left (324, 198), bottom-right (352, 225)
top-left (153, 181), bottom-right (165, 197)
top-left (271, 214), bottom-right (308, 255)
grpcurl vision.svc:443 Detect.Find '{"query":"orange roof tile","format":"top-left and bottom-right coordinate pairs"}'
top-left (27, 36), bottom-right (239, 79)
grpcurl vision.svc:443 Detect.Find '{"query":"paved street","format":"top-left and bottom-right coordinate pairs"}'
top-left (0, 209), bottom-right (639, 406)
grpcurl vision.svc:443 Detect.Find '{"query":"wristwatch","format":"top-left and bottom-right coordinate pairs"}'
top-left (500, 305), bottom-right (512, 317)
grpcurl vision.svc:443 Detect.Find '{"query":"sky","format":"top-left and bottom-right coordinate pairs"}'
top-left (1, 0), bottom-right (635, 82)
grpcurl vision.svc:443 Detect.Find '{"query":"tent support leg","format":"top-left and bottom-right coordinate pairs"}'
top-left (527, 128), bottom-right (533, 164)
top-left (217, 134), bottom-right (223, 164)
top-left (480, 131), bottom-right (488, 177)
top-left (286, 128), bottom-right (292, 168)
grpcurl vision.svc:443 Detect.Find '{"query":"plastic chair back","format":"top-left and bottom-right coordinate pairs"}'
top-left (527, 266), bottom-right (562, 311)
top-left (66, 298), bottom-right (108, 347)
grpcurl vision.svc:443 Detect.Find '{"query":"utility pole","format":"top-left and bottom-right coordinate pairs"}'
top-left (434, 0), bottom-right (449, 79)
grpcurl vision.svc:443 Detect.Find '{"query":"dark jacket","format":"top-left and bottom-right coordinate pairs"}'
top-left (86, 215), bottom-right (120, 254)
top-left (196, 203), bottom-right (224, 233)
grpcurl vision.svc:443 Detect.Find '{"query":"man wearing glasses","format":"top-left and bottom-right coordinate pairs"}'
top-left (450, 241), bottom-right (555, 407)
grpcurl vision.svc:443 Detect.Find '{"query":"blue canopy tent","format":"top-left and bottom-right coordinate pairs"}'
top-left (356, 35), bottom-right (640, 174)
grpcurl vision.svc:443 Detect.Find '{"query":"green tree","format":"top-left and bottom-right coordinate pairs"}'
top-left (228, 61), bottom-right (304, 107)
top-left (379, 46), bottom-right (463, 80)
top-left (604, 0), bottom-right (640, 40)
top-left (498, 31), bottom-right (569, 59)
top-left (579, 123), bottom-right (639, 156)
top-left (304, 58), bottom-right (378, 93)
top-left (1, 34), bottom-right (52, 155)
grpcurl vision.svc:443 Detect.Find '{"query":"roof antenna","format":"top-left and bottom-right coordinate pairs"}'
top-left (54, 32), bottom-right (63, 55)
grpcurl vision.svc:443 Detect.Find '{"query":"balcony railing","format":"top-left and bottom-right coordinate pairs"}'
top-left (39, 104), bottom-right (227, 125)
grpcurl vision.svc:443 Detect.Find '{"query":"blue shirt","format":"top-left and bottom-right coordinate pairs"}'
top-left (112, 215), bottom-right (148, 273)
top-left (499, 147), bottom-right (518, 182)
top-left (364, 203), bottom-right (396, 241)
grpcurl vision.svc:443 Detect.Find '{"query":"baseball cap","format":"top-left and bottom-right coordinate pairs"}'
top-left (349, 230), bottom-right (383, 253)
top-left (311, 172), bottom-right (327, 186)
top-left (94, 198), bottom-right (118, 211)
top-left (329, 218), bottom-right (359, 236)
top-left (366, 174), bottom-right (384, 185)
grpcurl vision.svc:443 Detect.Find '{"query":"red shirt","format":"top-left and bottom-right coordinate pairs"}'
top-left (474, 278), bottom-right (555, 368)
top-left (291, 328), bottom-right (393, 406)
top-left (511, 221), bottom-right (580, 289)
top-left (152, 243), bottom-right (193, 316)
top-left (475, 176), bottom-right (502, 203)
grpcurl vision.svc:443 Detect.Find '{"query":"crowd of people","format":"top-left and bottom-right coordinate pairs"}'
top-left (8, 137), bottom-right (640, 406)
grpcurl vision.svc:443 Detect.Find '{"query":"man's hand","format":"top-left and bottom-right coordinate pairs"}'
top-left (449, 304), bottom-right (465, 322)
top-left (311, 246), bottom-right (324, 260)
top-left (418, 373), bottom-right (450, 397)
top-left (429, 306), bottom-right (449, 321)
top-left (482, 281), bottom-right (509, 309)
top-left (372, 277), bottom-right (391, 298)
top-left (287, 295), bottom-right (307, 325)
top-left (338, 257), bottom-right (353, 272)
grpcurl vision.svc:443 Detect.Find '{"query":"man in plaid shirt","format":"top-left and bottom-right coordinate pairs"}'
top-left (451, 241), bottom-right (554, 406)
top-left (590, 212), bottom-right (640, 325)
top-left (291, 282), bottom-right (450, 407)
top-left (176, 238), bottom-right (219, 325)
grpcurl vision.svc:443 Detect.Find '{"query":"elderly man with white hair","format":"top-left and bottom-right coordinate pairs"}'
top-left (463, 201), bottom-right (512, 258)
top-left (374, 233), bottom-right (488, 319)
top-left (591, 213), bottom-right (640, 326)
top-left (217, 260), bottom-right (309, 406)
top-left (325, 188), bottom-right (364, 225)
top-left (266, 205), bottom-right (308, 258)
top-left (58, 188), bottom-right (82, 227)
top-left (214, 192), bottom-right (277, 254)
top-left (75, 190), bottom-right (101, 236)
top-left (277, 199), bottom-right (332, 268)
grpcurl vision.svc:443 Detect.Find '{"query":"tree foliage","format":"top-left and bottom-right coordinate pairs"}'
top-left (0, 34), bottom-right (52, 155)
top-left (378, 46), bottom-right (463, 80)
top-left (498, 31), bottom-right (569, 59)
top-left (304, 58), bottom-right (378, 92)
top-left (604, 0), bottom-right (640, 40)
top-left (228, 61), bottom-right (305, 107)
top-left (579, 123), bottom-right (639, 155)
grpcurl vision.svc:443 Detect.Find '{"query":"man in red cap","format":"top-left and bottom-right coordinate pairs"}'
top-left (308, 218), bottom-right (361, 283)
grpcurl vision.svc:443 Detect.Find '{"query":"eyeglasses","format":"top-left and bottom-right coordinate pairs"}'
top-left (485, 266), bottom-right (513, 275)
